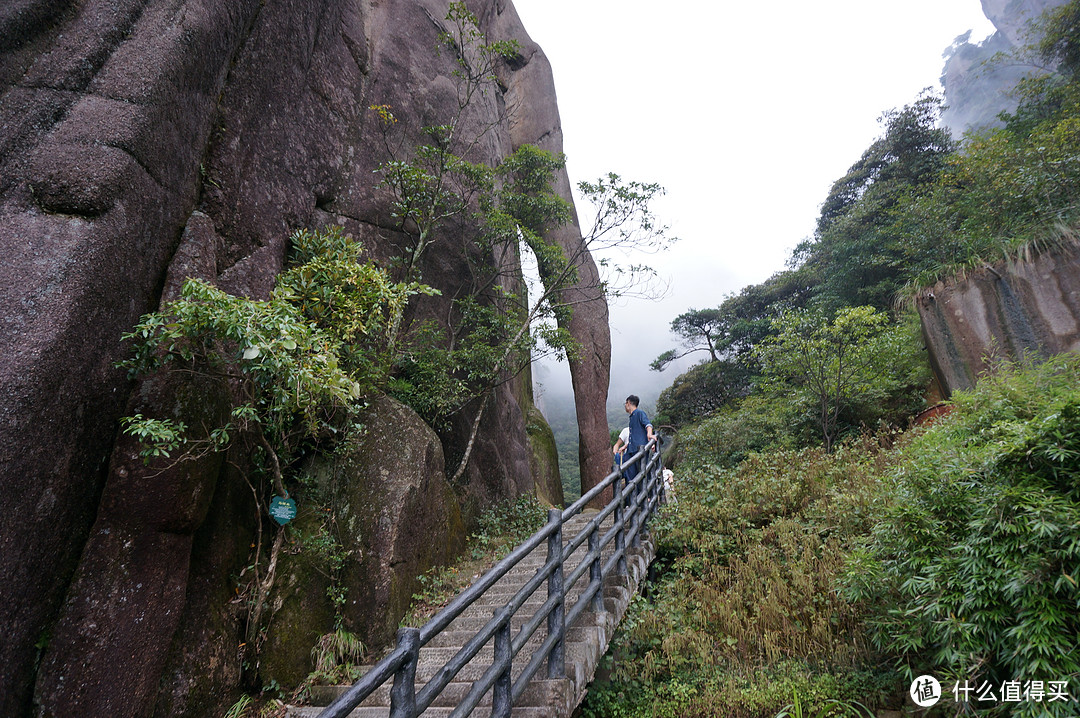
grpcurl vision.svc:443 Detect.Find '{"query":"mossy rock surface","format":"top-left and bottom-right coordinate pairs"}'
top-left (314, 393), bottom-right (467, 649)
top-left (152, 459), bottom-right (258, 718)
top-left (525, 404), bottom-right (563, 507)
top-left (258, 512), bottom-right (336, 689)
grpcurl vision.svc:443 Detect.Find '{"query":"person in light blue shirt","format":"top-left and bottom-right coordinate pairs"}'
top-left (622, 394), bottom-right (654, 482)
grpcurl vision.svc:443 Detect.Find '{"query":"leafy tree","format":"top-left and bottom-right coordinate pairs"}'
top-left (379, 134), bottom-right (672, 482)
top-left (651, 308), bottom-right (728, 371)
top-left (755, 306), bottom-right (914, 452)
top-left (797, 93), bottom-right (956, 310)
top-left (575, 172), bottom-right (675, 301)
top-left (650, 268), bottom-right (816, 430)
top-left (864, 1), bottom-right (1080, 294)
top-left (888, 85), bottom-right (1080, 291)
top-left (652, 263), bottom-right (817, 373)
top-left (815, 93), bottom-right (955, 236)
top-left (1034, 0), bottom-right (1080, 81)
top-left (387, 143), bottom-right (575, 430)
top-left (653, 358), bottom-right (755, 429)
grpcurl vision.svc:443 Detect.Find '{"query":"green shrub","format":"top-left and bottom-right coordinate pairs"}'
top-left (580, 661), bottom-right (897, 718)
top-left (119, 226), bottom-right (424, 466)
top-left (470, 493), bottom-right (549, 560)
top-left (676, 394), bottom-right (801, 471)
top-left (842, 355), bottom-right (1080, 714)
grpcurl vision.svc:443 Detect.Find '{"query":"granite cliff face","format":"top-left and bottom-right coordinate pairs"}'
top-left (941, 0), bottom-right (1068, 134)
top-left (925, 0), bottom-right (1080, 392)
top-left (0, 1), bottom-right (611, 715)
top-left (917, 240), bottom-right (1080, 395)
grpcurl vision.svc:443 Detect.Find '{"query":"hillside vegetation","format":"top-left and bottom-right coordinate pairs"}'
top-left (588, 356), bottom-right (1080, 717)
top-left (590, 3), bottom-right (1080, 716)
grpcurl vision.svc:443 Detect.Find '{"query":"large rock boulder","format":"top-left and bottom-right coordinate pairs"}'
top-left (33, 370), bottom-right (234, 718)
top-left (0, 0), bottom-right (609, 715)
top-left (916, 239), bottom-right (1080, 394)
top-left (318, 393), bottom-right (466, 651)
top-left (0, 2), bottom-right (259, 712)
top-left (149, 460), bottom-right (257, 718)
top-left (526, 403), bottom-right (564, 508)
top-left (492, 3), bottom-right (612, 497)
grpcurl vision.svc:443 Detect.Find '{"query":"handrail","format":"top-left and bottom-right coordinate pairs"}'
top-left (318, 435), bottom-right (667, 718)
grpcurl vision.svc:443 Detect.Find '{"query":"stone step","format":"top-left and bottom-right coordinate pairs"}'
top-left (414, 639), bottom-right (544, 669)
top-left (307, 677), bottom-right (569, 710)
top-left (287, 705), bottom-right (553, 718)
top-left (284, 509), bottom-right (657, 718)
top-left (413, 658), bottom-right (530, 685)
top-left (480, 565), bottom-right (605, 598)
top-left (411, 634), bottom-right (589, 676)
top-left (423, 623), bottom-right (593, 650)
top-left (444, 596), bottom-right (619, 635)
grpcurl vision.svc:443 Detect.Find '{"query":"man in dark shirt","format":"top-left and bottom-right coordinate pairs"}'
top-left (622, 394), bottom-right (655, 482)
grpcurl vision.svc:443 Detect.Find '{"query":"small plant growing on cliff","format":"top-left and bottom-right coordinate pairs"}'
top-left (223, 694), bottom-right (254, 718)
top-left (119, 226), bottom-right (426, 481)
top-left (118, 414), bottom-right (191, 459)
top-left (307, 627), bottom-right (366, 686)
top-left (118, 225), bottom-right (427, 673)
top-left (120, 276), bottom-right (359, 484)
top-left (470, 493), bottom-right (549, 559)
top-left (774, 693), bottom-right (874, 718)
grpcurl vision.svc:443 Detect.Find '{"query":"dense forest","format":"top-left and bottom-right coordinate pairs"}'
top-left (581, 3), bottom-right (1080, 716)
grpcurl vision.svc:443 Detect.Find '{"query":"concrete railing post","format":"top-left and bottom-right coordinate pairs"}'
top-left (389, 627), bottom-right (420, 718)
top-left (588, 525), bottom-right (603, 612)
top-left (631, 455), bottom-right (643, 549)
top-left (493, 611), bottom-right (512, 718)
top-left (546, 509), bottom-right (565, 678)
top-left (615, 473), bottom-right (627, 576)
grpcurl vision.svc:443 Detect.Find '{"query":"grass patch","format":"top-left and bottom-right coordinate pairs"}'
top-left (586, 355), bottom-right (1080, 717)
top-left (584, 434), bottom-right (903, 717)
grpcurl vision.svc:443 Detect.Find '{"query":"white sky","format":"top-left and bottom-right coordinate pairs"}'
top-left (514, 0), bottom-right (998, 408)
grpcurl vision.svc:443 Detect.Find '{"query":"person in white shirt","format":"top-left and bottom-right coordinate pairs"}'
top-left (662, 468), bottom-right (677, 504)
top-left (612, 426), bottom-right (630, 469)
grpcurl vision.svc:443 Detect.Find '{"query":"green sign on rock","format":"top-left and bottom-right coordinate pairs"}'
top-left (269, 496), bottom-right (297, 525)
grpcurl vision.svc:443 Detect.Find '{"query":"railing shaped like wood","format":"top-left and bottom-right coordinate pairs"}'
top-left (318, 436), bottom-right (667, 718)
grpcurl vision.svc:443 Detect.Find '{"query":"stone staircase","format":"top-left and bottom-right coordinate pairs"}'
top-left (287, 508), bottom-right (656, 718)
